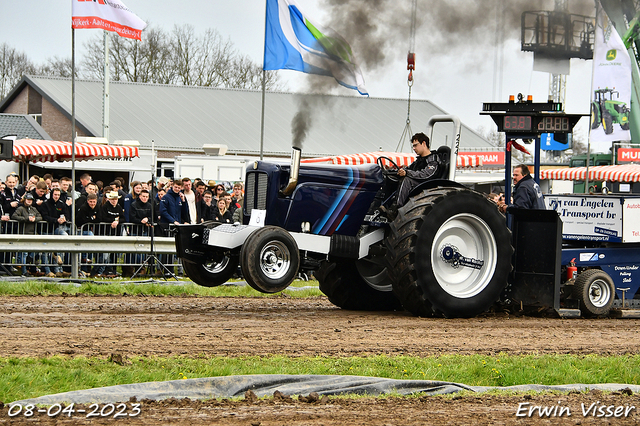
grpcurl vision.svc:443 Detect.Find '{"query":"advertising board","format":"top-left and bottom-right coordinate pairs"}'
top-left (545, 194), bottom-right (623, 242)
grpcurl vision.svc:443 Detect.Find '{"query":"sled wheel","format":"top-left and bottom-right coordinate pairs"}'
top-left (386, 188), bottom-right (512, 318)
top-left (316, 254), bottom-right (403, 311)
top-left (240, 226), bottom-right (300, 293)
top-left (182, 252), bottom-right (238, 287)
top-left (573, 269), bottom-right (615, 317)
top-left (590, 103), bottom-right (600, 129)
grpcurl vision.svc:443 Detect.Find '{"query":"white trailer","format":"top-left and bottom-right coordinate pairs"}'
top-left (173, 155), bottom-right (255, 182)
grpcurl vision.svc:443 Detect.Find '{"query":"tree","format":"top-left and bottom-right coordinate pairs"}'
top-left (0, 43), bottom-right (36, 100)
top-left (81, 24), bottom-right (283, 90)
top-left (36, 56), bottom-right (77, 78)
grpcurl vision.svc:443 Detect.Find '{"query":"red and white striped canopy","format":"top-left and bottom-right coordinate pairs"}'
top-left (540, 164), bottom-right (640, 183)
top-left (301, 151), bottom-right (482, 168)
top-left (10, 139), bottom-right (139, 163)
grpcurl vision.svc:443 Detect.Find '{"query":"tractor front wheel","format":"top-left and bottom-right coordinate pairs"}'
top-left (182, 252), bottom-right (239, 287)
top-left (240, 226), bottom-right (300, 293)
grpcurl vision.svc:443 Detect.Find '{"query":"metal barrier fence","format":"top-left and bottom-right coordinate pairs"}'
top-left (0, 220), bottom-right (178, 278)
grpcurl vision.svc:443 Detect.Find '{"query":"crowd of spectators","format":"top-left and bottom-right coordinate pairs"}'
top-left (0, 172), bottom-right (244, 278)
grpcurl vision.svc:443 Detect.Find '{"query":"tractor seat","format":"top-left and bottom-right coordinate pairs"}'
top-left (433, 145), bottom-right (451, 180)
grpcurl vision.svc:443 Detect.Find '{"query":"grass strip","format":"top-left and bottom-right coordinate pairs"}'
top-left (1, 354), bottom-right (639, 403)
top-left (0, 279), bottom-right (323, 298)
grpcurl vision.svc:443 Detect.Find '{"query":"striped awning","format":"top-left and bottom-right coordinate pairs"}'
top-left (301, 151), bottom-right (482, 168)
top-left (540, 164), bottom-right (640, 183)
top-left (11, 139), bottom-right (139, 163)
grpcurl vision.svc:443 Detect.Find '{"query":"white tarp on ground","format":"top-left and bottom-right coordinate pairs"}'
top-left (11, 375), bottom-right (640, 405)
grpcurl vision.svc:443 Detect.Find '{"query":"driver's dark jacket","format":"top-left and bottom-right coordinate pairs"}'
top-left (404, 152), bottom-right (440, 180)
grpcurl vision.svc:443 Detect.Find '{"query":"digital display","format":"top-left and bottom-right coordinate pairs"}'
top-left (536, 116), bottom-right (571, 132)
top-left (503, 116), bottom-right (532, 131)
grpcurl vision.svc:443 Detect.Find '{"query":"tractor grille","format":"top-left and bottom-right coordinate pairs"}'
top-left (245, 171), bottom-right (268, 215)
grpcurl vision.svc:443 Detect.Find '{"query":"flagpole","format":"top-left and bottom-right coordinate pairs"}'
top-left (71, 26), bottom-right (79, 279)
top-left (260, 69), bottom-right (266, 160)
top-left (71, 28), bottom-right (77, 232)
top-left (586, 1), bottom-right (600, 194)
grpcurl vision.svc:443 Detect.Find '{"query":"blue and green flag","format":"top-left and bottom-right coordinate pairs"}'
top-left (263, 0), bottom-right (368, 96)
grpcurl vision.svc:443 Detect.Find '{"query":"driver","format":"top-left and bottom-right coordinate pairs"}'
top-left (381, 132), bottom-right (440, 219)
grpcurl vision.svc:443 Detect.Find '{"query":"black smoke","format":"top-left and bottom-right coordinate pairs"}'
top-left (291, 0), bottom-right (597, 148)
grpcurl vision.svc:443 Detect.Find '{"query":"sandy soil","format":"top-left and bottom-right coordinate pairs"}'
top-left (0, 294), bottom-right (639, 425)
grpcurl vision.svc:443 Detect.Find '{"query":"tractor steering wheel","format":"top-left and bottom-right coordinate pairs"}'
top-left (377, 156), bottom-right (401, 182)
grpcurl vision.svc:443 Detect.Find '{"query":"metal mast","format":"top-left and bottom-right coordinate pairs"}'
top-left (550, 0), bottom-right (569, 107)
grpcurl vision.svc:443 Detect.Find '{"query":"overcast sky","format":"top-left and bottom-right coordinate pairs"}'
top-left (2, 0), bottom-right (594, 142)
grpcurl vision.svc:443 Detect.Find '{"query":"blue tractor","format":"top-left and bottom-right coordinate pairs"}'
top-left (174, 116), bottom-right (513, 318)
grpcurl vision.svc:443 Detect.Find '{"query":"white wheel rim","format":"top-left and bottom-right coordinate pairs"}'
top-left (431, 213), bottom-right (497, 298)
top-left (355, 254), bottom-right (393, 292)
top-left (588, 278), bottom-right (611, 308)
top-left (259, 241), bottom-right (291, 280)
top-left (204, 256), bottom-right (230, 274)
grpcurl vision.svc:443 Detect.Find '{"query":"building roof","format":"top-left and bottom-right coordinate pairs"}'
top-left (1, 75), bottom-right (493, 157)
top-left (0, 113), bottom-right (50, 140)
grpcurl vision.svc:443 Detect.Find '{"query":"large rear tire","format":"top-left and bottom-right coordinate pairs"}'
top-left (316, 256), bottom-right (403, 311)
top-left (573, 269), bottom-right (615, 317)
top-left (590, 102), bottom-right (600, 129)
top-left (182, 252), bottom-right (238, 287)
top-left (385, 188), bottom-right (512, 318)
top-left (240, 226), bottom-right (300, 293)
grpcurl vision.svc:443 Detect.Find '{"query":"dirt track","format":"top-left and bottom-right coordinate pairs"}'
top-left (1, 294), bottom-right (639, 425)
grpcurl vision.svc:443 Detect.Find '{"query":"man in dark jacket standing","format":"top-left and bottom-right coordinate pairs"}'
top-left (76, 193), bottom-right (101, 276)
top-left (99, 191), bottom-right (125, 277)
top-left (43, 188), bottom-right (72, 235)
top-left (43, 188), bottom-right (72, 276)
top-left (1, 174), bottom-right (25, 218)
top-left (499, 164), bottom-right (546, 213)
top-left (130, 190), bottom-right (153, 232)
top-left (159, 180), bottom-right (190, 226)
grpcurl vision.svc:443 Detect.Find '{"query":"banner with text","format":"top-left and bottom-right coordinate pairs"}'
top-left (72, 0), bottom-right (147, 40)
top-left (617, 147), bottom-right (640, 163)
top-left (458, 151), bottom-right (505, 167)
top-left (545, 194), bottom-right (623, 242)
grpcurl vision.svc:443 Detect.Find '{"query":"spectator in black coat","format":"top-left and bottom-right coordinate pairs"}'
top-left (1, 174), bottom-right (25, 217)
top-left (213, 198), bottom-right (233, 224)
top-left (130, 190), bottom-right (153, 232)
top-left (196, 190), bottom-right (215, 223)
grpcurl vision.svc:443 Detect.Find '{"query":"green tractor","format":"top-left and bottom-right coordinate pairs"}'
top-left (591, 88), bottom-right (630, 134)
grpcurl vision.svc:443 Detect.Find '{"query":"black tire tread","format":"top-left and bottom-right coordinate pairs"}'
top-left (573, 269), bottom-right (615, 317)
top-left (316, 260), bottom-right (403, 311)
top-left (182, 255), bottom-right (238, 287)
top-left (240, 226), bottom-right (300, 293)
top-left (386, 187), bottom-right (512, 318)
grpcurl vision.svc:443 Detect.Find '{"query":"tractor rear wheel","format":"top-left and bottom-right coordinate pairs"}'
top-left (182, 252), bottom-right (238, 287)
top-left (573, 269), bottom-right (615, 317)
top-left (385, 188), bottom-right (512, 318)
top-left (316, 255), bottom-right (403, 311)
top-left (240, 226), bottom-right (300, 293)
top-left (590, 103), bottom-right (600, 129)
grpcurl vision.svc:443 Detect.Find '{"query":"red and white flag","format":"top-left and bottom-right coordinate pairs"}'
top-left (72, 0), bottom-right (147, 40)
